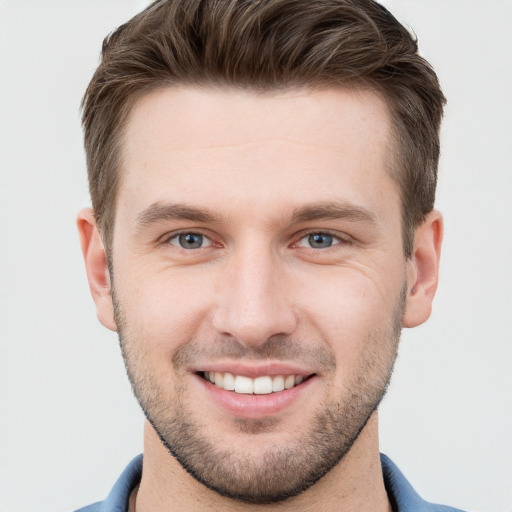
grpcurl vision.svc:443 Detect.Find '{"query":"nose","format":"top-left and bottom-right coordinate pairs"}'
top-left (212, 244), bottom-right (298, 348)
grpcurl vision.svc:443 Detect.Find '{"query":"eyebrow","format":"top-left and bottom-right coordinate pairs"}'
top-left (135, 200), bottom-right (377, 230)
top-left (136, 202), bottom-right (222, 228)
top-left (290, 202), bottom-right (377, 224)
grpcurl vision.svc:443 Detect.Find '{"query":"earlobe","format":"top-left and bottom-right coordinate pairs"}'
top-left (403, 210), bottom-right (443, 328)
top-left (77, 208), bottom-right (117, 332)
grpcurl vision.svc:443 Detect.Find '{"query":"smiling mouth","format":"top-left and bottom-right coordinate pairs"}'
top-left (201, 371), bottom-right (314, 395)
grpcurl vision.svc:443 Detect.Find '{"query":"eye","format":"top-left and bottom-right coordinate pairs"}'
top-left (168, 232), bottom-right (212, 249)
top-left (297, 232), bottom-right (342, 249)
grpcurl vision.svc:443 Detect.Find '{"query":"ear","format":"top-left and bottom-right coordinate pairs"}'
top-left (403, 210), bottom-right (443, 328)
top-left (77, 208), bottom-right (117, 331)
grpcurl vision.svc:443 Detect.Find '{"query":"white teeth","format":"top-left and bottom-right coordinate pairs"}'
top-left (253, 376), bottom-right (273, 395)
top-left (235, 375), bottom-right (253, 394)
top-left (272, 375), bottom-right (285, 392)
top-left (204, 372), bottom-right (308, 394)
top-left (214, 372), bottom-right (224, 387)
top-left (223, 372), bottom-right (235, 391)
top-left (284, 375), bottom-right (295, 389)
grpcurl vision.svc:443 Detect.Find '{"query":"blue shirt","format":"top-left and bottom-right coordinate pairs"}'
top-left (75, 454), bottom-right (467, 512)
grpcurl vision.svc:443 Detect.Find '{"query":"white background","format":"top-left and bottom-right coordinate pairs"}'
top-left (0, 1), bottom-right (511, 511)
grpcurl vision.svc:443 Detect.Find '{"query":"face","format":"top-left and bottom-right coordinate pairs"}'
top-left (108, 87), bottom-right (410, 503)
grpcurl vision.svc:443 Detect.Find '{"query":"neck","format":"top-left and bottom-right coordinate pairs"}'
top-left (134, 412), bottom-right (391, 512)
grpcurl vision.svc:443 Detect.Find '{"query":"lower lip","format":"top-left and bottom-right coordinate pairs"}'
top-left (195, 374), bottom-right (317, 419)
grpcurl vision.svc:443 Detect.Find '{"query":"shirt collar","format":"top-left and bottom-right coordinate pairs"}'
top-left (96, 453), bottom-right (453, 512)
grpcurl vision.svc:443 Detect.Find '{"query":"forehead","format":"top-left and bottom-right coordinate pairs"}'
top-left (118, 86), bottom-right (399, 224)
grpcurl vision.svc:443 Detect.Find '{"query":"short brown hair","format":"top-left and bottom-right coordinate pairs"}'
top-left (82, 0), bottom-right (446, 257)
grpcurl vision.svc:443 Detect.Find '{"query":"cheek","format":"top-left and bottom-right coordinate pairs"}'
top-left (296, 265), bottom-right (404, 368)
top-left (114, 265), bottom-right (214, 356)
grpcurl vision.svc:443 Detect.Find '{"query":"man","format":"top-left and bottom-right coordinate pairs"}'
top-left (76, 0), bottom-right (463, 510)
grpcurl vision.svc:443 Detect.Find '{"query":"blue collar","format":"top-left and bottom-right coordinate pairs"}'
top-left (77, 453), bottom-right (465, 512)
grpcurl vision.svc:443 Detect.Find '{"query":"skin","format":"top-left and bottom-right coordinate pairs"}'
top-left (78, 87), bottom-right (443, 511)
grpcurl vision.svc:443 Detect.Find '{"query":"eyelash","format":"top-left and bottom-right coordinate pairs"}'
top-left (166, 231), bottom-right (214, 250)
top-left (295, 231), bottom-right (349, 249)
top-left (164, 230), bottom-right (351, 251)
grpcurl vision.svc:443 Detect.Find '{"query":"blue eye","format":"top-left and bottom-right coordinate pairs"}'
top-left (298, 232), bottom-right (340, 249)
top-left (169, 232), bottom-right (212, 249)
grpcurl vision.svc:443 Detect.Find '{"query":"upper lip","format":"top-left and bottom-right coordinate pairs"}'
top-left (192, 362), bottom-right (316, 379)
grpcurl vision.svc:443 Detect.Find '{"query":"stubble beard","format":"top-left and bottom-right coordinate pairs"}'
top-left (113, 287), bottom-right (405, 504)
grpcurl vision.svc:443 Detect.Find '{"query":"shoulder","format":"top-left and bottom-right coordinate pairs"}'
top-left (72, 455), bottom-right (143, 512)
top-left (381, 454), bottom-right (468, 512)
top-left (74, 504), bottom-right (102, 512)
